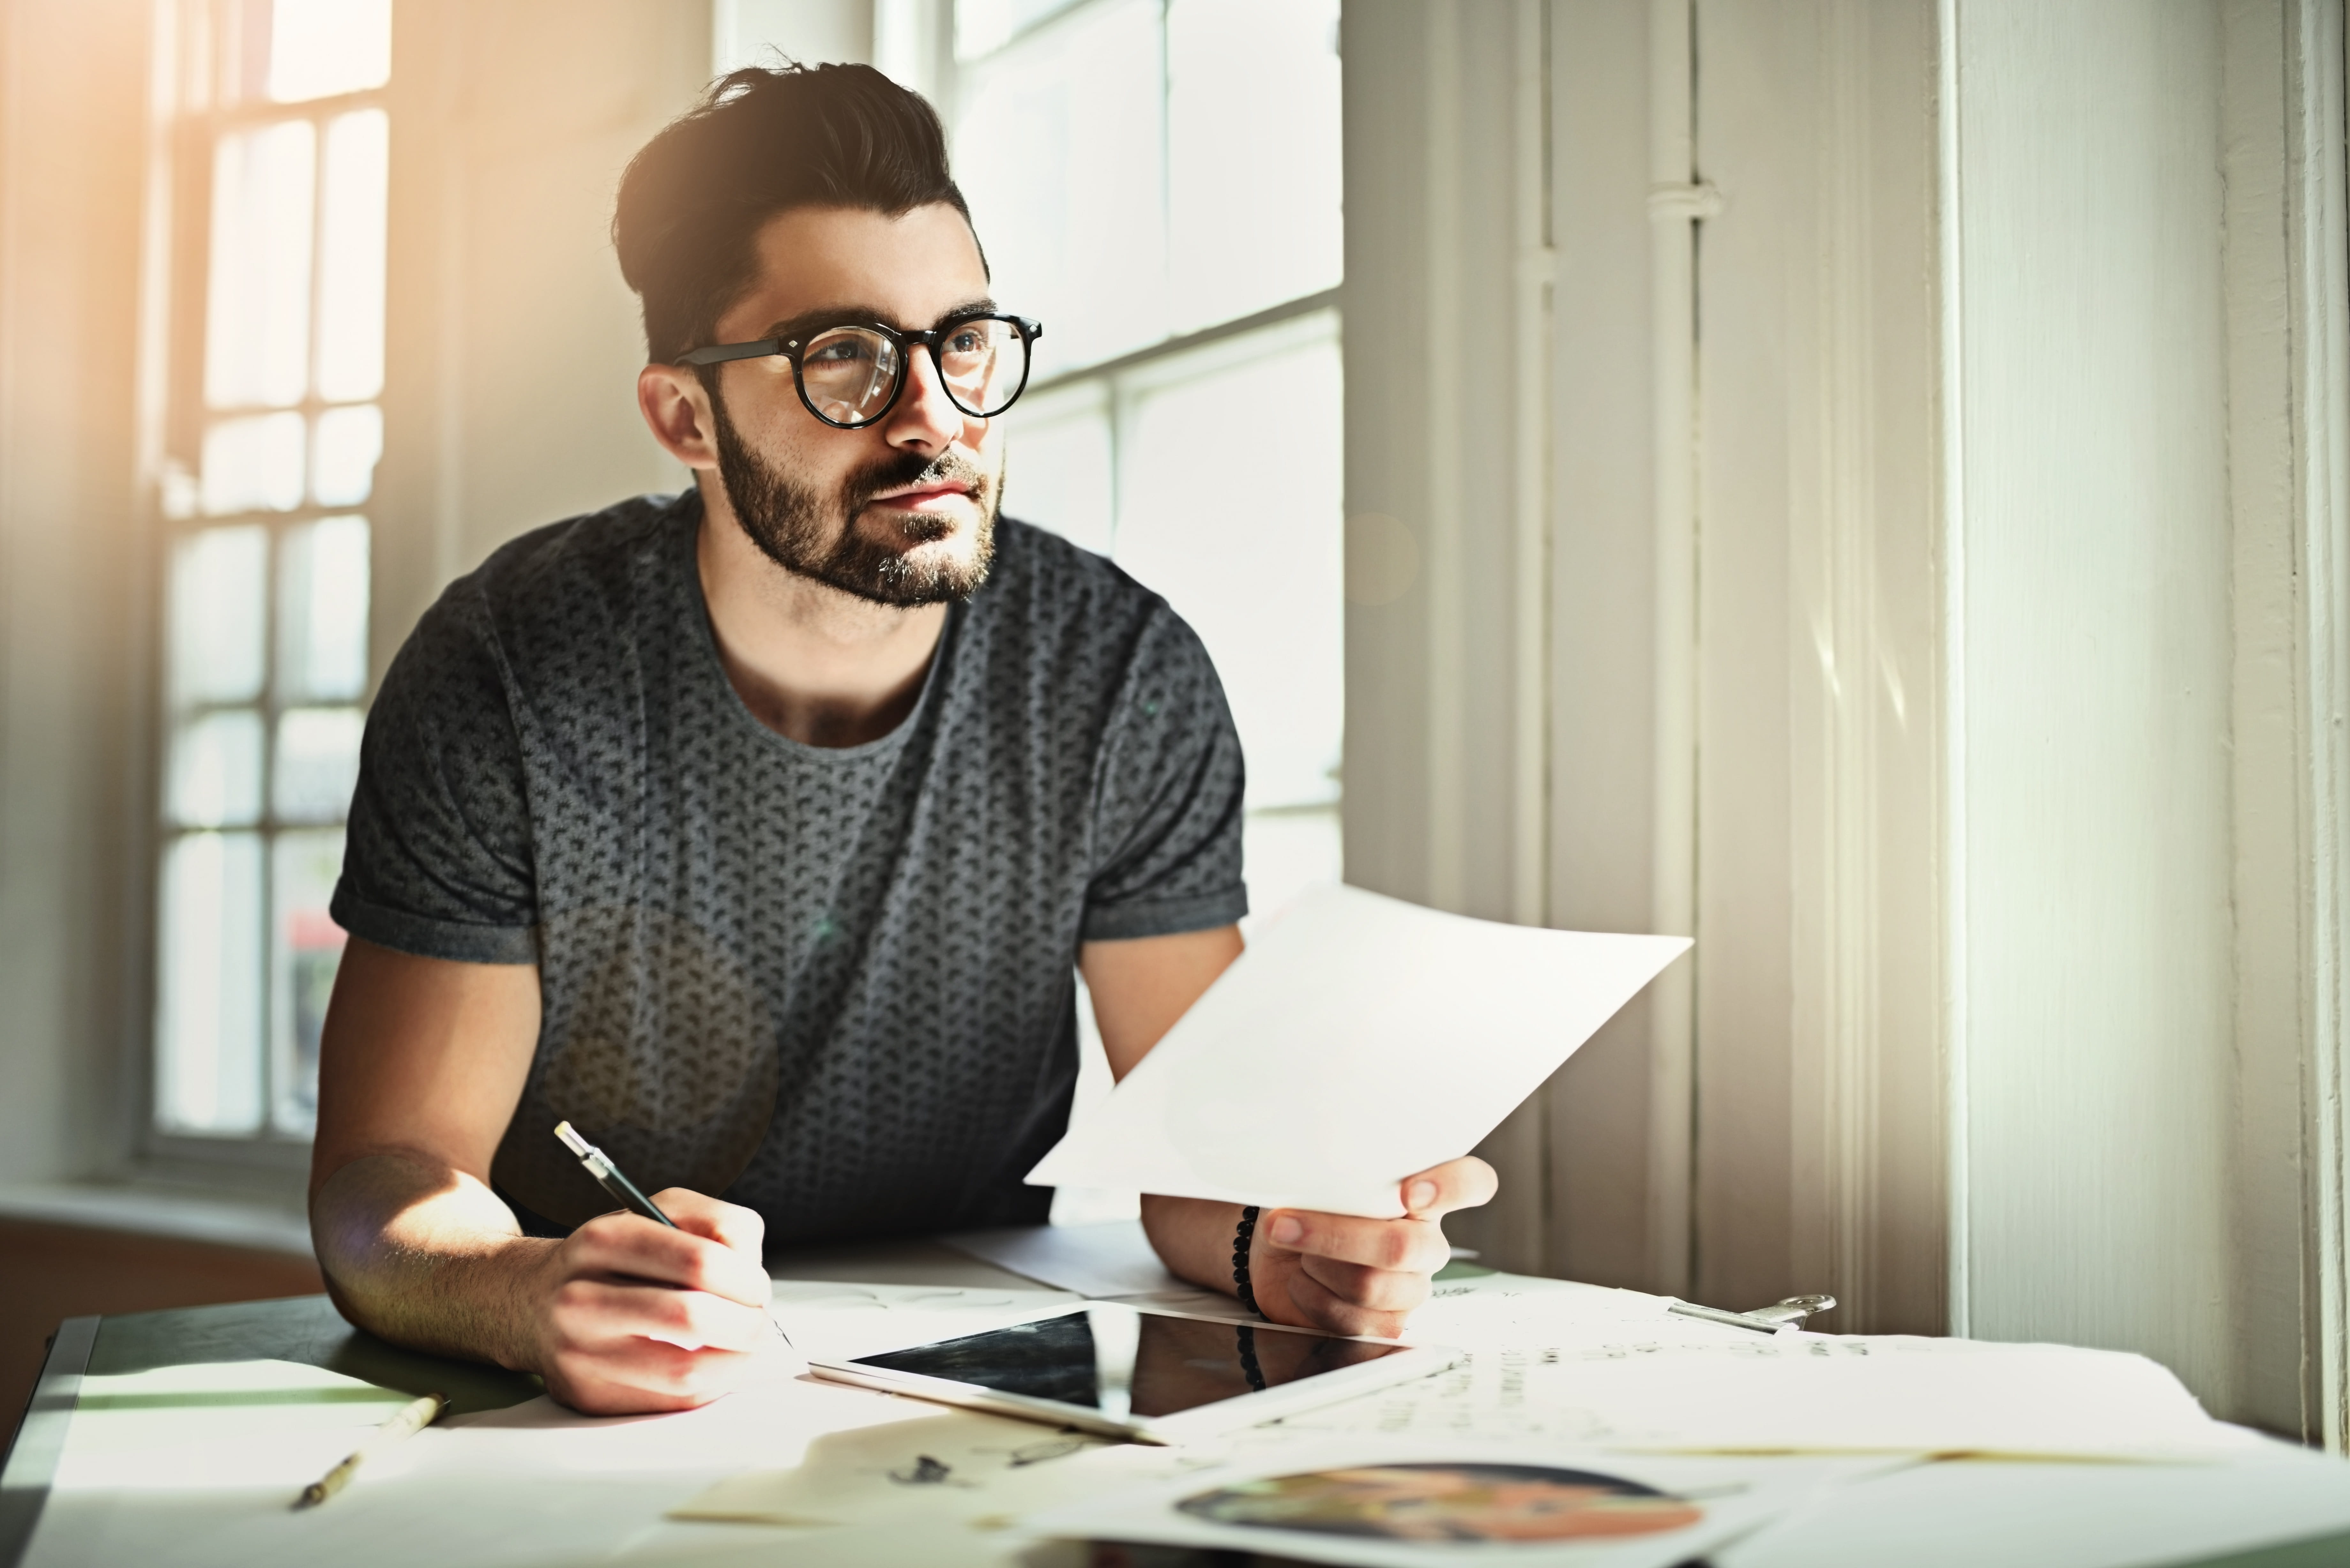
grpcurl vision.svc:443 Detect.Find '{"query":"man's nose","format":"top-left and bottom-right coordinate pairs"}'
top-left (885, 346), bottom-right (965, 451)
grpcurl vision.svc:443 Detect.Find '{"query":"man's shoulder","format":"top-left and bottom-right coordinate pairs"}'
top-left (388, 492), bottom-right (690, 702)
top-left (460, 491), bottom-right (690, 612)
top-left (980, 517), bottom-right (1172, 641)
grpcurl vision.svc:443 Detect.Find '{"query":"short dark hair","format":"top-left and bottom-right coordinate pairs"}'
top-left (612, 63), bottom-right (976, 366)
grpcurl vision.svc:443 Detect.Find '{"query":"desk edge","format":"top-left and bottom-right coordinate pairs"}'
top-left (0, 1316), bottom-right (96, 1568)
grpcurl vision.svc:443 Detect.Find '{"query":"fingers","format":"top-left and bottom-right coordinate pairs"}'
top-left (543, 1337), bottom-right (762, 1414)
top-left (1261, 1209), bottom-right (1451, 1275)
top-left (1274, 1261), bottom-right (1411, 1341)
top-left (535, 1272), bottom-right (773, 1415)
top-left (550, 1277), bottom-right (772, 1354)
top-left (1398, 1156), bottom-right (1499, 1219)
top-left (1296, 1253), bottom-right (1432, 1316)
top-left (651, 1187), bottom-right (767, 1257)
top-left (526, 1195), bottom-right (781, 1416)
top-left (1250, 1172), bottom-right (1496, 1338)
top-left (568, 1209), bottom-right (773, 1309)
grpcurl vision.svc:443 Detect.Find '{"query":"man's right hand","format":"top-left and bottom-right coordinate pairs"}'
top-left (523, 1188), bottom-right (782, 1414)
top-left (309, 940), bottom-right (795, 1417)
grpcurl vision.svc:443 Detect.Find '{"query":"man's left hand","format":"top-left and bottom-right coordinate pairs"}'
top-left (1247, 1156), bottom-right (1499, 1338)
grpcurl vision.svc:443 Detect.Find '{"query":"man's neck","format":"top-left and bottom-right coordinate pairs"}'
top-left (693, 479), bottom-right (949, 749)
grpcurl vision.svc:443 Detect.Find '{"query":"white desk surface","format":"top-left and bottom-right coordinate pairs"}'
top-left (7, 1231), bottom-right (2350, 1568)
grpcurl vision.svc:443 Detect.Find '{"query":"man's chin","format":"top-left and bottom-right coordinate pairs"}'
top-left (857, 496), bottom-right (980, 544)
top-left (818, 513), bottom-right (994, 606)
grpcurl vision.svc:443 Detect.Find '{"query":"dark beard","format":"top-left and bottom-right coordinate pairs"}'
top-left (708, 386), bottom-right (998, 607)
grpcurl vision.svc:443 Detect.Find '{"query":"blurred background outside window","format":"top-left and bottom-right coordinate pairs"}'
top-left (152, 0), bottom-right (389, 1146)
top-left (882, 0), bottom-right (1348, 930)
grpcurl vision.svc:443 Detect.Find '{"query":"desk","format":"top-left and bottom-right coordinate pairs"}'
top-left (7, 1240), bottom-right (2350, 1568)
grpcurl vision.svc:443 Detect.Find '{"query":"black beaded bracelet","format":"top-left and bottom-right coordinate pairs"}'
top-left (1232, 1204), bottom-right (1264, 1318)
top-left (1236, 1323), bottom-right (1267, 1391)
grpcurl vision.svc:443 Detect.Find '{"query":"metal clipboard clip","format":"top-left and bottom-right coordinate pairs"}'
top-left (1667, 1294), bottom-right (1838, 1334)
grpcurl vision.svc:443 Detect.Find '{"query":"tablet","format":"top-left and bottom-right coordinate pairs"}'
top-left (807, 1301), bottom-right (1458, 1444)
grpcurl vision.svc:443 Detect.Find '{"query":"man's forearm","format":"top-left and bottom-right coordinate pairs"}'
top-left (1140, 1192), bottom-right (1246, 1299)
top-left (310, 1151), bottom-right (554, 1371)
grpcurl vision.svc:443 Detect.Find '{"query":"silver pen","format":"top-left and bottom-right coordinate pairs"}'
top-left (553, 1120), bottom-right (795, 1350)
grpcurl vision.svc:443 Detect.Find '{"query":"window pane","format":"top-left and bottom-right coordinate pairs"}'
top-left (267, 0), bottom-right (392, 103)
top-left (202, 411), bottom-right (307, 515)
top-left (1166, 0), bottom-right (1343, 331)
top-left (168, 709), bottom-right (265, 827)
top-left (317, 109), bottom-right (388, 401)
top-left (312, 403), bottom-right (381, 505)
top-left (272, 828), bottom-right (346, 1133)
top-left (205, 119), bottom-right (315, 410)
top-left (1113, 322), bottom-right (1344, 811)
top-left (956, 0), bottom-right (1080, 59)
top-left (1000, 383), bottom-right (1113, 555)
top-left (274, 706), bottom-right (365, 822)
top-left (279, 515), bottom-right (371, 702)
top-left (157, 831), bottom-right (265, 1134)
top-left (955, 0), bottom-right (1166, 375)
top-left (169, 525), bottom-right (269, 705)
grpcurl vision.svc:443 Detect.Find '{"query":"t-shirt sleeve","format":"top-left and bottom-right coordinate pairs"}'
top-left (1081, 604), bottom-right (1249, 941)
top-left (330, 590), bottom-right (541, 964)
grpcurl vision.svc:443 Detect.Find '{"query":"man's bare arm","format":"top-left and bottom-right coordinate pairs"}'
top-left (1080, 926), bottom-right (1496, 1339)
top-left (309, 939), bottom-right (777, 1413)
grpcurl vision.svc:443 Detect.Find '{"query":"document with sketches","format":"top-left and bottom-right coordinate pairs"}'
top-left (1021, 1440), bottom-right (1900, 1568)
top-left (1280, 1270), bottom-right (2259, 1461)
top-left (1027, 883), bottom-right (1691, 1217)
top-left (669, 1406), bottom-right (1156, 1528)
top-left (766, 1278), bottom-right (1082, 1361)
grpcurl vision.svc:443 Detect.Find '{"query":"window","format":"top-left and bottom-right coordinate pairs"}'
top-left (884, 0), bottom-right (1348, 924)
top-left (873, 0), bottom-right (1345, 1222)
top-left (151, 0), bottom-right (390, 1145)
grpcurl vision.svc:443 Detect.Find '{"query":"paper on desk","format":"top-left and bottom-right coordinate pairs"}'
top-left (1021, 1441), bottom-right (1896, 1568)
top-left (1281, 1275), bottom-right (2259, 1461)
top-left (941, 1218), bottom-right (1184, 1298)
top-left (667, 1406), bottom-right (1157, 1527)
top-left (49, 1360), bottom-right (417, 1488)
top-left (766, 1277), bottom-right (1082, 1360)
top-left (1026, 883), bottom-right (1691, 1217)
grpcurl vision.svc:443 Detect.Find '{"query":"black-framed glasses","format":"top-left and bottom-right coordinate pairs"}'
top-left (678, 313), bottom-right (1044, 430)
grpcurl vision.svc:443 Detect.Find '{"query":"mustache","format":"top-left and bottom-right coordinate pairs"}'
top-left (843, 449), bottom-right (993, 529)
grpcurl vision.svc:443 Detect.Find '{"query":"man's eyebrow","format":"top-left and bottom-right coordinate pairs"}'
top-left (757, 298), bottom-right (1001, 340)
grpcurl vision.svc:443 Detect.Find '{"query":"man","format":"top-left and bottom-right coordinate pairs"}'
top-left (309, 62), bottom-right (1494, 1416)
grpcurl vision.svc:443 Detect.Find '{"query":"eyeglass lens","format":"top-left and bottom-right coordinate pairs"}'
top-left (798, 319), bottom-right (1028, 427)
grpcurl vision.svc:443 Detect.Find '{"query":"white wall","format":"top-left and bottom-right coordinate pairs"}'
top-left (1692, 0), bottom-right (1946, 1331)
top-left (373, 0), bottom-right (709, 676)
top-left (1948, 0), bottom-right (2241, 1412)
top-left (1346, 0), bottom-right (1947, 1329)
top-left (1349, 0), bottom-right (2340, 1430)
top-left (1340, 0), bottom-right (1553, 1270)
top-left (715, 0), bottom-right (872, 74)
top-left (0, 0), bottom-right (156, 1185)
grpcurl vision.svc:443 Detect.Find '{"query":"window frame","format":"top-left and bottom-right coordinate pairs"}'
top-left (136, 0), bottom-right (388, 1178)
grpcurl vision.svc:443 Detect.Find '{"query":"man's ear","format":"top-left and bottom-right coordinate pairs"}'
top-left (638, 363), bottom-right (720, 470)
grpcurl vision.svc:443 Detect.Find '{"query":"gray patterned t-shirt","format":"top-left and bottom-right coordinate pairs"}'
top-left (331, 491), bottom-right (1247, 1248)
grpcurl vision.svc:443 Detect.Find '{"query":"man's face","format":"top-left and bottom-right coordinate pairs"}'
top-left (700, 203), bottom-right (1005, 606)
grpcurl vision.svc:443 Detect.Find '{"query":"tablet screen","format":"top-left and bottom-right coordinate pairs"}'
top-left (851, 1304), bottom-right (1411, 1420)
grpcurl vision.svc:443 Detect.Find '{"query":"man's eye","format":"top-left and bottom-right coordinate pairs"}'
top-left (945, 329), bottom-right (985, 354)
top-left (810, 339), bottom-right (871, 365)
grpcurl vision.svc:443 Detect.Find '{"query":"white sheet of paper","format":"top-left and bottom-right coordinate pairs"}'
top-left (940, 1219), bottom-right (1184, 1299)
top-left (1278, 1274), bottom-right (2258, 1461)
top-left (1027, 883), bottom-right (1690, 1216)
